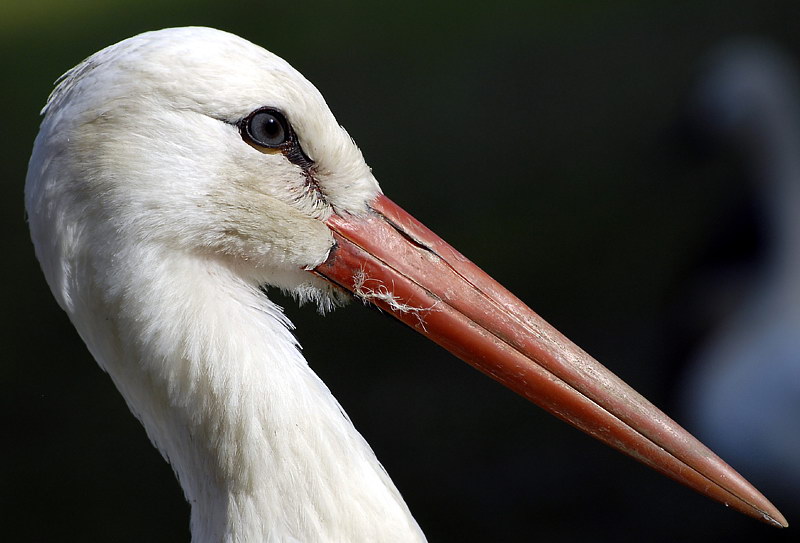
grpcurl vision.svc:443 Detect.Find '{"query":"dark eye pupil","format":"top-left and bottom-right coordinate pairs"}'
top-left (248, 111), bottom-right (287, 147)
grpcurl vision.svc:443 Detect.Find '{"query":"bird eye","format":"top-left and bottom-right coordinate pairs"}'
top-left (243, 108), bottom-right (290, 148)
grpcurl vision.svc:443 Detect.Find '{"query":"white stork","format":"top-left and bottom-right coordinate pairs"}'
top-left (25, 27), bottom-right (786, 542)
top-left (680, 40), bottom-right (800, 509)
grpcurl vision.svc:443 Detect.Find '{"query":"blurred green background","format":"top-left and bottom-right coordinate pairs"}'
top-left (3, 1), bottom-right (798, 541)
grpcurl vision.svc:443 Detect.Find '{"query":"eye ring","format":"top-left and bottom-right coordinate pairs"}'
top-left (241, 107), bottom-right (291, 148)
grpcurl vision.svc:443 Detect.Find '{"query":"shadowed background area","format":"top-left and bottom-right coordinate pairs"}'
top-left (2, 1), bottom-right (799, 541)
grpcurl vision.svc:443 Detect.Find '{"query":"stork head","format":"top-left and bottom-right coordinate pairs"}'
top-left (690, 40), bottom-right (800, 155)
top-left (27, 27), bottom-right (375, 310)
top-left (25, 27), bottom-right (787, 529)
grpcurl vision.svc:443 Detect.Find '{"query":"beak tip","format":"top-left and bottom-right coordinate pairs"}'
top-left (737, 493), bottom-right (788, 528)
top-left (766, 510), bottom-right (789, 528)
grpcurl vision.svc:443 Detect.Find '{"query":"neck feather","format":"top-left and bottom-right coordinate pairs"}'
top-left (72, 245), bottom-right (424, 542)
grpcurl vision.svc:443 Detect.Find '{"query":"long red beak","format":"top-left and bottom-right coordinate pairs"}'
top-left (313, 194), bottom-right (787, 528)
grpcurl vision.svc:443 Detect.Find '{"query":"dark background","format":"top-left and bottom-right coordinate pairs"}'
top-left (2, 1), bottom-right (798, 541)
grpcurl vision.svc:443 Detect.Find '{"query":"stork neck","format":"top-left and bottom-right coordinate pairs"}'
top-left (749, 115), bottom-right (800, 288)
top-left (92, 248), bottom-right (424, 542)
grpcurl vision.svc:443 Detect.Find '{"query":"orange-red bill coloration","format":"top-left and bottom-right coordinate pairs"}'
top-left (313, 194), bottom-right (788, 528)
